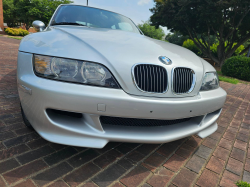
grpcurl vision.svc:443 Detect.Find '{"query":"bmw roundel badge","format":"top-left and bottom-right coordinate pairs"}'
top-left (159, 56), bottom-right (172, 65)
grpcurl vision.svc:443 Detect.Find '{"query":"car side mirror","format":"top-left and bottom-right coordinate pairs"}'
top-left (32, 20), bottom-right (46, 32)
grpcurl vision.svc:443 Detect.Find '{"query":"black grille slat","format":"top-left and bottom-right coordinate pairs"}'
top-left (143, 67), bottom-right (146, 90)
top-left (100, 116), bottom-right (191, 127)
top-left (134, 64), bottom-right (167, 93)
top-left (173, 68), bottom-right (194, 94)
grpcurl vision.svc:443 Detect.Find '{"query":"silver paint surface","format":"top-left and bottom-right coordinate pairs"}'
top-left (32, 20), bottom-right (46, 32)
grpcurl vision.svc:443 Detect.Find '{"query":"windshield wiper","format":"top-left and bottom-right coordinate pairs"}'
top-left (51, 22), bottom-right (87, 26)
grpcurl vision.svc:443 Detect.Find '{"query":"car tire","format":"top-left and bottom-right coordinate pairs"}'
top-left (21, 104), bottom-right (33, 129)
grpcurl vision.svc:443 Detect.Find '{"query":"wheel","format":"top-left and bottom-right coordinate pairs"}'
top-left (21, 104), bottom-right (33, 129)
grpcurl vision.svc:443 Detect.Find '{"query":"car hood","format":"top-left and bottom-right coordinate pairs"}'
top-left (19, 26), bottom-right (204, 98)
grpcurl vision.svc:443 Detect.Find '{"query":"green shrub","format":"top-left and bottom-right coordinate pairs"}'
top-left (210, 43), bottom-right (219, 57)
top-left (165, 32), bottom-right (189, 46)
top-left (234, 44), bottom-right (246, 56)
top-left (182, 39), bottom-right (201, 55)
top-left (5, 27), bottom-right (29, 36)
top-left (5, 27), bottom-right (18, 36)
top-left (211, 42), bottom-right (246, 57)
top-left (138, 21), bottom-right (165, 40)
top-left (236, 181), bottom-right (250, 187)
top-left (17, 28), bottom-right (29, 36)
top-left (183, 39), bottom-right (246, 57)
top-left (221, 56), bottom-right (250, 81)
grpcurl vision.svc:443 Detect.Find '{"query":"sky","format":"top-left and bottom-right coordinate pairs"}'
top-left (72, 0), bottom-right (170, 34)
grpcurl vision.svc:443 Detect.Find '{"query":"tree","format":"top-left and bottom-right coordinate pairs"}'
top-left (3, 0), bottom-right (72, 30)
top-left (182, 39), bottom-right (201, 55)
top-left (150, 0), bottom-right (250, 66)
top-left (3, 0), bottom-right (16, 28)
top-left (165, 32), bottom-right (189, 46)
top-left (138, 21), bottom-right (165, 40)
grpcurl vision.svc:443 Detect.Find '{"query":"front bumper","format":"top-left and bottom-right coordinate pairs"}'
top-left (17, 52), bottom-right (227, 148)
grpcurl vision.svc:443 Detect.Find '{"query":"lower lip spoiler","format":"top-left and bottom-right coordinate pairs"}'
top-left (34, 109), bottom-right (221, 148)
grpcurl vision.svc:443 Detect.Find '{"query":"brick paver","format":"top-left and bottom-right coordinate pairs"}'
top-left (0, 36), bottom-right (250, 186)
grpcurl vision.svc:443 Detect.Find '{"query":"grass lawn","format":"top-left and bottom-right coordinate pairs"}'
top-left (217, 70), bottom-right (248, 85)
top-left (0, 35), bottom-right (23, 40)
top-left (219, 76), bottom-right (239, 84)
top-left (7, 36), bottom-right (23, 40)
top-left (217, 70), bottom-right (222, 75)
top-left (236, 181), bottom-right (250, 187)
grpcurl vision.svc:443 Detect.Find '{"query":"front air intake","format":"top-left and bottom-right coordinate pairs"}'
top-left (100, 116), bottom-right (191, 127)
top-left (133, 64), bottom-right (168, 93)
top-left (172, 67), bottom-right (196, 94)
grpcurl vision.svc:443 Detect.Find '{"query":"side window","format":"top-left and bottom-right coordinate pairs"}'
top-left (118, 22), bottom-right (133, 32)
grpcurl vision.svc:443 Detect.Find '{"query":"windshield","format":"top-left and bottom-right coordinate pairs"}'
top-left (51, 5), bottom-right (141, 34)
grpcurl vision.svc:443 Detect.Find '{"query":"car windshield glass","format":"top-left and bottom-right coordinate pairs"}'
top-left (51, 5), bottom-right (140, 34)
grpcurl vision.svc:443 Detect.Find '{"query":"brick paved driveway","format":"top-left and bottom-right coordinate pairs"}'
top-left (0, 36), bottom-right (250, 187)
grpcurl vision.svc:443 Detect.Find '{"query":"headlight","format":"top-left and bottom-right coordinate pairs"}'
top-left (34, 55), bottom-right (120, 89)
top-left (200, 72), bottom-right (219, 91)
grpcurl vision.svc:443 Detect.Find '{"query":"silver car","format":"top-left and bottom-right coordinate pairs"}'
top-left (17, 4), bottom-right (227, 148)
